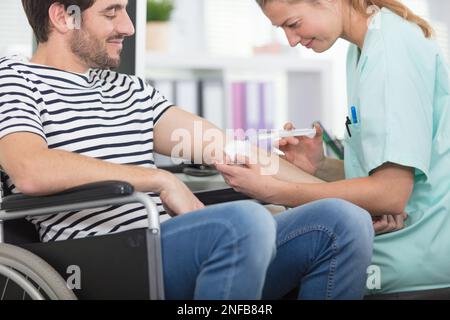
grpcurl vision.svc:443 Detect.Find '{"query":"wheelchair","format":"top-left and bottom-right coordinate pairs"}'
top-left (0, 170), bottom-right (250, 300)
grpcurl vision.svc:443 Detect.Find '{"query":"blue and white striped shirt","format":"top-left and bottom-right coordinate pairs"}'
top-left (0, 55), bottom-right (173, 242)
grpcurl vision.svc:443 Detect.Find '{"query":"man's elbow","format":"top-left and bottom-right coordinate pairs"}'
top-left (14, 176), bottom-right (43, 196)
top-left (8, 162), bottom-right (46, 196)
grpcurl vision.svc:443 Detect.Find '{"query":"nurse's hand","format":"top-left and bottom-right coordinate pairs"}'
top-left (214, 155), bottom-right (283, 203)
top-left (372, 212), bottom-right (408, 235)
top-left (275, 122), bottom-right (325, 175)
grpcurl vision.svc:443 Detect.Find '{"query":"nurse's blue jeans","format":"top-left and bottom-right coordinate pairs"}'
top-left (160, 199), bottom-right (373, 300)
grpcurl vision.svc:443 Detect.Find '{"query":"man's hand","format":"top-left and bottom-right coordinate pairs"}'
top-left (158, 171), bottom-right (205, 216)
top-left (276, 122), bottom-right (325, 175)
top-left (372, 212), bottom-right (408, 235)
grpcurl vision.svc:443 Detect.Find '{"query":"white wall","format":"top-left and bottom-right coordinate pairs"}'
top-left (428, 0), bottom-right (450, 63)
top-left (169, 0), bottom-right (286, 57)
top-left (169, 0), bottom-right (206, 54)
top-left (0, 1), bottom-right (33, 58)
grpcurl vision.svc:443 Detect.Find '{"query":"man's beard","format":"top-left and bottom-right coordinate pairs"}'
top-left (70, 29), bottom-right (122, 69)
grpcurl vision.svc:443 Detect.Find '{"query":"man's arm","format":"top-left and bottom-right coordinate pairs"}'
top-left (0, 133), bottom-right (166, 195)
top-left (268, 156), bottom-right (343, 184)
top-left (0, 132), bottom-right (204, 215)
top-left (268, 155), bottom-right (324, 183)
top-left (154, 107), bottom-right (324, 185)
top-left (315, 157), bottom-right (345, 182)
top-left (153, 107), bottom-right (227, 164)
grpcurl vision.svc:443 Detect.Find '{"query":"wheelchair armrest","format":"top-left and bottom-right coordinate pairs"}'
top-left (194, 187), bottom-right (253, 205)
top-left (1, 181), bottom-right (134, 212)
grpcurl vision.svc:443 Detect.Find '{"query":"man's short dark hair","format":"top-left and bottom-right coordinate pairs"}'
top-left (21, 0), bottom-right (96, 43)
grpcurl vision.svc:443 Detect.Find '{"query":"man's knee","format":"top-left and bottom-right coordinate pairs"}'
top-left (219, 200), bottom-right (277, 254)
top-left (321, 199), bottom-right (374, 251)
top-left (224, 200), bottom-right (276, 234)
top-left (317, 198), bottom-right (372, 227)
top-left (304, 199), bottom-right (374, 266)
top-left (297, 198), bottom-right (374, 246)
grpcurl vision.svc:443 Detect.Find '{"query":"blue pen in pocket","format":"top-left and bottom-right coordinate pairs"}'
top-left (351, 106), bottom-right (358, 124)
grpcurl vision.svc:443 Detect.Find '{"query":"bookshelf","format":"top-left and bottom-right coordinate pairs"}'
top-left (145, 52), bottom-right (334, 132)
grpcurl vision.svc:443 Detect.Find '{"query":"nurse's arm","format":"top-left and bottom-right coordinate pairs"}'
top-left (269, 162), bottom-right (414, 216)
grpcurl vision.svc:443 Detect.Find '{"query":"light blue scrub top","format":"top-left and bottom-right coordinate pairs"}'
top-left (345, 8), bottom-right (450, 294)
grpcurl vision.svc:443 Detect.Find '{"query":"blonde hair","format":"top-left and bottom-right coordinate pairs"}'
top-left (256, 0), bottom-right (433, 38)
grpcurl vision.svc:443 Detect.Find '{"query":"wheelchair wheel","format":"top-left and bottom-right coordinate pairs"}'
top-left (0, 244), bottom-right (77, 300)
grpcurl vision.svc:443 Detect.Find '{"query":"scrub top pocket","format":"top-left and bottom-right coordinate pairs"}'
top-left (344, 123), bottom-right (366, 178)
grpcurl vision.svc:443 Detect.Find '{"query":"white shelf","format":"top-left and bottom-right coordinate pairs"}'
top-left (145, 52), bottom-right (331, 73)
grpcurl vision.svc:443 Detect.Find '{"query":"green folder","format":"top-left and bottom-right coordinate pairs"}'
top-left (315, 121), bottom-right (344, 160)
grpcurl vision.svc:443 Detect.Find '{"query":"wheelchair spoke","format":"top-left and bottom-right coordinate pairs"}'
top-left (21, 275), bottom-right (27, 300)
top-left (1, 277), bottom-right (9, 300)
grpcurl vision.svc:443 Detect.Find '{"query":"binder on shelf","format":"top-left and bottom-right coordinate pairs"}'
top-left (260, 81), bottom-right (275, 129)
top-left (175, 79), bottom-right (199, 115)
top-left (230, 80), bottom-right (276, 132)
top-left (245, 82), bottom-right (260, 130)
top-left (200, 80), bottom-right (225, 128)
top-left (149, 78), bottom-right (277, 135)
top-left (231, 82), bottom-right (247, 131)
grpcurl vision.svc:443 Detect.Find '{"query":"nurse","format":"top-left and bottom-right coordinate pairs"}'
top-left (216, 0), bottom-right (450, 296)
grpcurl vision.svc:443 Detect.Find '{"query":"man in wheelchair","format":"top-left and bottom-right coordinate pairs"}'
top-left (0, 0), bottom-right (374, 299)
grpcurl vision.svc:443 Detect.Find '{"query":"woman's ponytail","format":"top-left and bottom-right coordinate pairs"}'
top-left (351, 0), bottom-right (433, 38)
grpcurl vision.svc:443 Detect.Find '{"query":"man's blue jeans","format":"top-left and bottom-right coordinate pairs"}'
top-left (160, 199), bottom-right (374, 300)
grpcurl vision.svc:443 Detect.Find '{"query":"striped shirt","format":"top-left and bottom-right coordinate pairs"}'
top-left (0, 55), bottom-right (173, 242)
